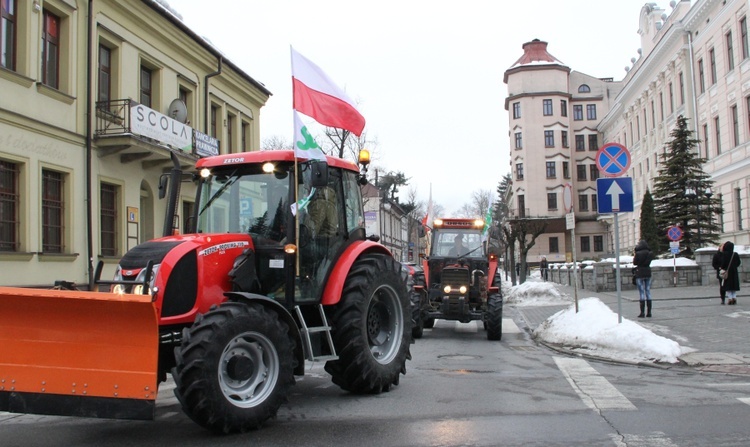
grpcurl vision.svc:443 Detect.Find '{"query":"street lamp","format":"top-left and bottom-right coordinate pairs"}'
top-left (684, 185), bottom-right (713, 250)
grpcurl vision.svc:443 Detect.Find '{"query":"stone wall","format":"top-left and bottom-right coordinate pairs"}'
top-left (547, 249), bottom-right (749, 292)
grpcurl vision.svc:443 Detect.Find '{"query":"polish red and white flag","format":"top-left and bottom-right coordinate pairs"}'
top-left (291, 47), bottom-right (365, 136)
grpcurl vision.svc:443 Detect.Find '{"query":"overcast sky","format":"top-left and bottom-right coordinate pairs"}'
top-left (168, 0), bottom-right (658, 214)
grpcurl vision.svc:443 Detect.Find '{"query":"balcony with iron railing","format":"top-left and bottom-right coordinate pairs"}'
top-left (94, 99), bottom-right (199, 169)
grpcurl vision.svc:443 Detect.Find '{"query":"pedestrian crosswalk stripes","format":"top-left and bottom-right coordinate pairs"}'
top-left (554, 356), bottom-right (637, 411)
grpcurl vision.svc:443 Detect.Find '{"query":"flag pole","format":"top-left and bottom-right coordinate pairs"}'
top-left (291, 46), bottom-right (301, 277)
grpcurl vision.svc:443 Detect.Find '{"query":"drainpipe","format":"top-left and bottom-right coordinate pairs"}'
top-left (204, 57), bottom-right (222, 134)
top-left (687, 31), bottom-right (700, 145)
top-left (85, 0), bottom-right (94, 289)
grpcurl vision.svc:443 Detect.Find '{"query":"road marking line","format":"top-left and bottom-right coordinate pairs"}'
top-left (739, 397), bottom-right (750, 405)
top-left (554, 357), bottom-right (636, 411)
top-left (610, 432), bottom-right (679, 447)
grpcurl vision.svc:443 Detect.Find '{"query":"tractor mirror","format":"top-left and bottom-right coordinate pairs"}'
top-left (158, 175), bottom-right (169, 200)
top-left (309, 160), bottom-right (329, 187)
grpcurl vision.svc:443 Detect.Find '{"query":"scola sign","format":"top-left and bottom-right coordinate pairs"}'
top-left (130, 103), bottom-right (193, 152)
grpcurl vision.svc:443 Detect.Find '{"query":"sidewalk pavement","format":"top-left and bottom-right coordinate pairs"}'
top-left (513, 282), bottom-right (750, 375)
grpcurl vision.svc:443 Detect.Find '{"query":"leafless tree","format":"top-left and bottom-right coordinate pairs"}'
top-left (261, 135), bottom-right (292, 151)
top-left (511, 218), bottom-right (548, 284)
top-left (455, 189), bottom-right (494, 218)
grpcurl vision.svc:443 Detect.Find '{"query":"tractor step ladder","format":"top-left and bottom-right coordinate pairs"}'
top-left (295, 305), bottom-right (338, 362)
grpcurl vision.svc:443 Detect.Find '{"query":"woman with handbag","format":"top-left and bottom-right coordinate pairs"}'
top-left (712, 242), bottom-right (726, 304)
top-left (719, 241), bottom-right (741, 305)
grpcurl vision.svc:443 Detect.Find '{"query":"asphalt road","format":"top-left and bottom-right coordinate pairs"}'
top-left (3, 307), bottom-right (750, 446)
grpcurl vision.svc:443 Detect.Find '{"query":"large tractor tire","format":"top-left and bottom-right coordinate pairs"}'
top-left (485, 293), bottom-right (503, 341)
top-left (324, 253), bottom-right (411, 393)
top-left (172, 302), bottom-right (295, 433)
top-left (410, 290), bottom-right (425, 339)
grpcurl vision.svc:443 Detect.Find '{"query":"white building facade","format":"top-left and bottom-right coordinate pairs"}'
top-left (599, 0), bottom-right (750, 251)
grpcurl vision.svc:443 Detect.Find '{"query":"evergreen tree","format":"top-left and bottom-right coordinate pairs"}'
top-left (494, 174), bottom-right (513, 279)
top-left (494, 173), bottom-right (512, 224)
top-left (652, 115), bottom-right (721, 254)
top-left (639, 189), bottom-right (660, 254)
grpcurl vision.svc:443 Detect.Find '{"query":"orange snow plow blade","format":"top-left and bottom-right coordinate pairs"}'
top-left (0, 287), bottom-right (159, 420)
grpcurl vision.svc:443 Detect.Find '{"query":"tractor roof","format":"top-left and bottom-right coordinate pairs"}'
top-left (195, 150), bottom-right (359, 172)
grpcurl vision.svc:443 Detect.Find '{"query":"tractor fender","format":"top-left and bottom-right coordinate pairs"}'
top-left (488, 258), bottom-right (498, 289)
top-left (320, 240), bottom-right (391, 306)
top-left (421, 258), bottom-right (430, 286)
top-left (224, 292), bottom-right (305, 376)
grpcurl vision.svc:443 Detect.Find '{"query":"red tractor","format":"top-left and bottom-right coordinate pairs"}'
top-left (411, 218), bottom-right (503, 340)
top-left (0, 150), bottom-right (412, 433)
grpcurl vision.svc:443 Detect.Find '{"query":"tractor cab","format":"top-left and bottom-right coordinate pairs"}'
top-left (193, 151), bottom-right (366, 305)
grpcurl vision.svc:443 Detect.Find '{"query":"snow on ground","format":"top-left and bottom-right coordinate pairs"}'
top-left (506, 278), bottom-right (689, 364)
top-left (505, 280), bottom-right (572, 307)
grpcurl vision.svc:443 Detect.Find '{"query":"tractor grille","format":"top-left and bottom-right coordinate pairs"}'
top-left (441, 268), bottom-right (469, 288)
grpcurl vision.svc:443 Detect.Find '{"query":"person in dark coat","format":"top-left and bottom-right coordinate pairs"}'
top-left (720, 241), bottom-right (742, 305)
top-left (712, 243), bottom-right (727, 304)
top-left (633, 239), bottom-right (655, 318)
top-left (540, 256), bottom-right (549, 281)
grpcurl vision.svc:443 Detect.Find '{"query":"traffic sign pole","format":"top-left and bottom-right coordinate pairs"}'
top-left (594, 143), bottom-right (630, 322)
top-left (614, 212), bottom-right (622, 323)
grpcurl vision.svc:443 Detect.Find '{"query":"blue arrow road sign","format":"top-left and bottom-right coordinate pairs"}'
top-left (597, 177), bottom-right (634, 213)
top-left (596, 143), bottom-right (631, 177)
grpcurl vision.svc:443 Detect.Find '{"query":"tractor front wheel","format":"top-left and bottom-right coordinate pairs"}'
top-left (410, 290), bottom-right (426, 339)
top-left (325, 253), bottom-right (411, 393)
top-left (485, 293), bottom-right (503, 341)
top-left (172, 302), bottom-right (295, 433)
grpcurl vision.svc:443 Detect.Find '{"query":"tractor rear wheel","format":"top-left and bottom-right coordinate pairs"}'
top-left (172, 302), bottom-right (295, 433)
top-left (486, 293), bottom-right (503, 341)
top-left (325, 253), bottom-right (411, 393)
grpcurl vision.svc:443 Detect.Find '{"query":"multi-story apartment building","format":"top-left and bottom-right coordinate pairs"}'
top-left (599, 0), bottom-right (750, 251)
top-left (0, 0), bottom-right (270, 287)
top-left (504, 39), bottom-right (624, 263)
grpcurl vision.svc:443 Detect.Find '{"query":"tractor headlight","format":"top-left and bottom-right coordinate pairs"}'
top-left (443, 285), bottom-right (468, 295)
top-left (112, 263), bottom-right (160, 295)
top-left (133, 264), bottom-right (160, 295)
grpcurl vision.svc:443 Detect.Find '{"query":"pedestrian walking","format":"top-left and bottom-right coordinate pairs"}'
top-left (539, 256), bottom-right (549, 281)
top-left (515, 262), bottom-right (520, 277)
top-left (633, 239), bottom-right (655, 318)
top-left (712, 243), bottom-right (727, 304)
top-left (719, 241), bottom-right (741, 305)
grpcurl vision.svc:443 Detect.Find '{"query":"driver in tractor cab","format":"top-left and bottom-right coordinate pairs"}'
top-left (306, 186), bottom-right (338, 238)
top-left (448, 233), bottom-right (467, 257)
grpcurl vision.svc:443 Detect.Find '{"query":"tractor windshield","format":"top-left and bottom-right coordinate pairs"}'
top-left (431, 230), bottom-right (484, 257)
top-left (196, 164), bottom-right (292, 243)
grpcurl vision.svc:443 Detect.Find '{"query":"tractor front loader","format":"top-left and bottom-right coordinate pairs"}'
top-left (0, 150), bottom-right (412, 433)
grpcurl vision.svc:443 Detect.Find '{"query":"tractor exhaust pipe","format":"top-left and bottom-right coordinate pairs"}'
top-left (161, 152), bottom-right (182, 237)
